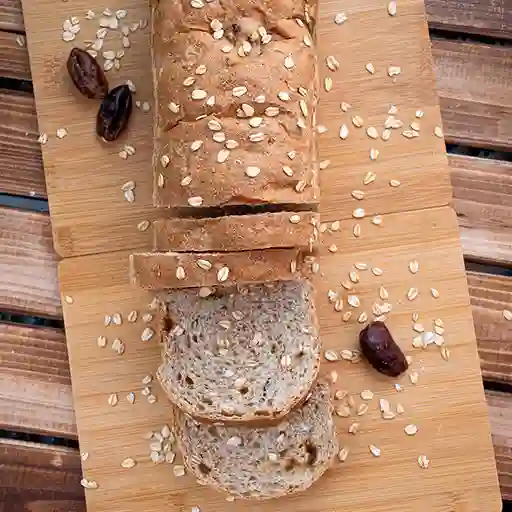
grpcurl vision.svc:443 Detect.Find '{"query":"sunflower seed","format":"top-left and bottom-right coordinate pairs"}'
top-left (370, 148), bottom-right (379, 160)
top-left (387, 0), bottom-right (397, 15)
top-left (324, 77), bottom-right (333, 92)
top-left (431, 288), bottom-right (440, 298)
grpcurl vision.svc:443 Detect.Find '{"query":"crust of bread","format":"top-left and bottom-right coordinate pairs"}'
top-left (129, 249), bottom-right (312, 290)
top-left (153, 211), bottom-right (319, 252)
top-left (151, 0), bottom-right (319, 209)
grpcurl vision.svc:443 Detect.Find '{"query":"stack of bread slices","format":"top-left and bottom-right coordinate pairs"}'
top-left (129, 0), bottom-right (338, 500)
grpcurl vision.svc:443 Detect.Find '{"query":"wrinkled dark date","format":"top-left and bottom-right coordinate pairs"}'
top-left (96, 84), bottom-right (133, 142)
top-left (67, 48), bottom-right (109, 99)
top-left (359, 321), bottom-right (408, 377)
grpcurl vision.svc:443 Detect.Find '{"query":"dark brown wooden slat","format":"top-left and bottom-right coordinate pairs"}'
top-left (0, 438), bottom-right (85, 512)
top-left (432, 40), bottom-right (512, 151)
top-left (0, 207), bottom-right (60, 318)
top-left (0, 31), bottom-right (30, 81)
top-left (486, 390), bottom-right (512, 502)
top-left (468, 271), bottom-right (512, 385)
top-left (426, 0), bottom-right (512, 39)
top-left (0, 322), bottom-right (75, 438)
top-left (0, 89), bottom-right (45, 198)
top-left (449, 155), bottom-right (512, 266)
top-left (0, 0), bottom-right (24, 32)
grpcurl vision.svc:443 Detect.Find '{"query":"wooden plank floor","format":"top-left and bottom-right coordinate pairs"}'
top-left (0, 0), bottom-right (510, 509)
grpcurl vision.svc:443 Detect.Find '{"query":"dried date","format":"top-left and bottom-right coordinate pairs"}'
top-left (96, 85), bottom-right (133, 142)
top-left (67, 48), bottom-right (109, 99)
top-left (359, 321), bottom-right (408, 377)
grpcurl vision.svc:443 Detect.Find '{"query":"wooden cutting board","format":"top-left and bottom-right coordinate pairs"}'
top-left (20, 0), bottom-right (501, 511)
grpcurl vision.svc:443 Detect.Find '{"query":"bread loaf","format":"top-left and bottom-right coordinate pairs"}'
top-left (157, 280), bottom-right (320, 423)
top-left (151, 0), bottom-right (319, 210)
top-left (173, 380), bottom-right (337, 499)
top-left (153, 211), bottom-right (319, 252)
top-left (129, 249), bottom-right (313, 290)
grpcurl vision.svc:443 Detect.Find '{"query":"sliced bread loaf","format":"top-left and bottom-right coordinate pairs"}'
top-left (173, 380), bottom-right (338, 500)
top-left (157, 280), bottom-right (320, 423)
top-left (129, 248), bottom-right (312, 290)
top-left (153, 211), bottom-right (319, 252)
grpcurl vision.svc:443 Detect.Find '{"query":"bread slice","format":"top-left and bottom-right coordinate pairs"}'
top-left (157, 280), bottom-right (320, 423)
top-left (153, 212), bottom-right (319, 252)
top-left (129, 248), bottom-right (312, 290)
top-left (173, 380), bottom-right (338, 500)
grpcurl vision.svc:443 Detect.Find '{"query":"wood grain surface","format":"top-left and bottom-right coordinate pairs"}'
top-left (451, 155), bottom-right (512, 266)
top-left (468, 272), bottom-right (512, 385)
top-left (0, 438), bottom-right (85, 512)
top-left (0, 207), bottom-right (60, 318)
top-left (426, 0), bottom-right (512, 39)
top-left (0, 89), bottom-right (45, 198)
top-left (16, 0), bottom-right (502, 510)
top-left (0, 31), bottom-right (30, 80)
top-left (486, 390), bottom-right (512, 502)
top-left (0, 322), bottom-right (75, 437)
top-left (0, 0), bottom-right (24, 32)
top-left (433, 40), bottom-right (512, 151)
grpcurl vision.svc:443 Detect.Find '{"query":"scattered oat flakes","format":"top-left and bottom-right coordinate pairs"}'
top-left (379, 286), bottom-right (389, 300)
top-left (324, 77), bottom-right (333, 92)
top-left (56, 128), bottom-right (67, 139)
top-left (353, 224), bottom-right (361, 238)
top-left (441, 346), bottom-right (450, 361)
top-left (365, 62), bottom-right (375, 74)
top-left (121, 458), bottom-right (136, 468)
top-left (339, 124), bottom-right (349, 139)
top-left (434, 126), bottom-right (444, 138)
top-left (173, 465), bottom-right (186, 477)
top-left (369, 444), bottom-right (381, 457)
top-left (396, 403), bottom-right (405, 414)
top-left (408, 260), bottom-right (419, 274)
top-left (404, 424), bottom-right (418, 436)
top-left (407, 287), bottom-right (419, 301)
top-left (369, 148), bottom-right (379, 160)
top-left (328, 244), bottom-right (338, 253)
top-left (334, 12), bottom-right (348, 24)
top-left (389, 179), bottom-right (401, 188)
top-left (104, 314), bottom-right (112, 326)
top-left (352, 115), bottom-right (364, 128)
top-left (372, 215), bottom-right (383, 226)
top-left (326, 55), bottom-right (340, 71)
top-left (409, 371), bottom-right (419, 384)
top-left (418, 455), bottom-right (430, 469)
top-left (363, 171), bottom-right (376, 185)
top-left (335, 405), bottom-right (351, 418)
top-left (141, 327), bottom-right (154, 342)
top-left (387, 0), bottom-right (397, 15)
top-left (81, 478), bottom-right (99, 489)
top-left (112, 338), bottom-right (125, 355)
top-left (81, 452), bottom-right (89, 461)
top-left (372, 267), bottom-right (383, 276)
top-left (503, 309), bottom-right (512, 321)
top-left (338, 447), bottom-right (349, 462)
top-left (348, 295), bottom-right (360, 308)
top-left (342, 311), bottom-right (352, 322)
top-left (341, 101), bottom-right (351, 112)
top-left (352, 208), bottom-right (365, 219)
top-left (381, 129), bottom-right (391, 141)
top-left (348, 422), bottom-right (359, 434)
top-left (366, 126), bottom-right (379, 139)
top-left (360, 389), bottom-right (374, 400)
top-left (324, 349), bottom-right (339, 362)
top-left (97, 335), bottom-right (107, 348)
top-left (108, 393), bottom-right (118, 406)
top-left (388, 66), bottom-right (401, 77)
top-left (431, 288), bottom-right (440, 298)
top-left (112, 313), bottom-right (122, 325)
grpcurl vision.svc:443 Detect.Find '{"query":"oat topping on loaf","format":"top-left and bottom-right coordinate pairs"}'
top-left (173, 380), bottom-right (338, 499)
top-left (157, 280), bottom-right (321, 423)
top-left (151, 0), bottom-right (319, 208)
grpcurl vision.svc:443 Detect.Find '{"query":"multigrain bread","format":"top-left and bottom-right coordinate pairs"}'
top-left (151, 0), bottom-right (319, 209)
top-left (129, 248), bottom-right (312, 290)
top-left (153, 211), bottom-right (319, 252)
top-left (157, 280), bottom-right (320, 423)
top-left (173, 380), bottom-right (338, 499)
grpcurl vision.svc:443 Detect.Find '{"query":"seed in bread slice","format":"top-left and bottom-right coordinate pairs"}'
top-left (129, 248), bottom-right (312, 290)
top-left (173, 380), bottom-right (338, 500)
top-left (157, 280), bottom-right (321, 423)
top-left (153, 211), bottom-right (319, 252)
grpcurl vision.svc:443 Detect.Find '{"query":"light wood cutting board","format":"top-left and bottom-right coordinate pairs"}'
top-left (20, 0), bottom-right (501, 511)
